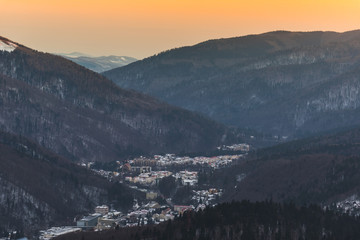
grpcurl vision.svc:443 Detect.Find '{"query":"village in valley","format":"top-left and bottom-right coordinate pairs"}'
top-left (39, 144), bottom-right (250, 240)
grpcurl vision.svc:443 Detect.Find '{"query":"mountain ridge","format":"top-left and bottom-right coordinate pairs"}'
top-left (59, 53), bottom-right (137, 72)
top-left (0, 36), bottom-right (234, 162)
top-left (104, 30), bottom-right (360, 137)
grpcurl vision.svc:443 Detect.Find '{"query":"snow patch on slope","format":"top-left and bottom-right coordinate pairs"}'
top-left (0, 39), bottom-right (17, 52)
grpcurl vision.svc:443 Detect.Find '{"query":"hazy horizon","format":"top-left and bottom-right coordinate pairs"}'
top-left (1, 0), bottom-right (360, 59)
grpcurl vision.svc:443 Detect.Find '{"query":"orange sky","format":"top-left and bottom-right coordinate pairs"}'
top-left (1, 0), bottom-right (359, 59)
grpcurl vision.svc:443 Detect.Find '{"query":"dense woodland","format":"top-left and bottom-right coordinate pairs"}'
top-left (0, 130), bottom-right (136, 235)
top-left (56, 201), bottom-right (360, 240)
top-left (104, 30), bottom-right (360, 138)
top-left (0, 37), bottom-right (236, 163)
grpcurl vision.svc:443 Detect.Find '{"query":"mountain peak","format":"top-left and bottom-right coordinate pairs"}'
top-left (58, 53), bottom-right (137, 72)
top-left (0, 37), bottom-right (17, 52)
top-left (58, 52), bottom-right (93, 58)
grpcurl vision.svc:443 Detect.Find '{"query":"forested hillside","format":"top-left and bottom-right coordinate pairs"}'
top-left (0, 130), bottom-right (135, 235)
top-left (105, 30), bottom-right (360, 137)
top-left (214, 126), bottom-right (360, 204)
top-left (0, 36), bottom-right (235, 162)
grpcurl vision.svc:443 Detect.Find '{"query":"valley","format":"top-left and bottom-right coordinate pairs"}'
top-left (37, 145), bottom-right (249, 239)
top-left (36, 126), bottom-right (360, 238)
top-left (2, 29), bottom-right (360, 240)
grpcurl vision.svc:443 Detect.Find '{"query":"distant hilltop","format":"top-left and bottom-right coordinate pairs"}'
top-left (57, 52), bottom-right (137, 72)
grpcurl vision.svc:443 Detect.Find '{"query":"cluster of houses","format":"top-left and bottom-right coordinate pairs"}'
top-left (191, 188), bottom-right (223, 205)
top-left (153, 154), bottom-right (243, 169)
top-left (124, 170), bottom-right (199, 187)
top-left (39, 201), bottom-right (204, 240)
top-left (42, 149), bottom-right (248, 240)
top-left (336, 196), bottom-right (360, 216)
top-left (125, 171), bottom-right (172, 186)
top-left (119, 153), bottom-right (244, 170)
top-left (79, 152), bottom-right (246, 184)
top-left (217, 143), bottom-right (250, 152)
top-left (174, 170), bottom-right (198, 186)
top-left (88, 202), bottom-right (198, 229)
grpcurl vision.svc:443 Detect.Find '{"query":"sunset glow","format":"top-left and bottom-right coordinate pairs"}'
top-left (1, 0), bottom-right (360, 58)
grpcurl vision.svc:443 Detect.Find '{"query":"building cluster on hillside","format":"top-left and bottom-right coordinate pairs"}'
top-left (174, 170), bottom-right (198, 186)
top-left (125, 171), bottom-right (172, 186)
top-left (153, 154), bottom-right (243, 169)
top-left (125, 170), bottom-right (199, 187)
top-left (42, 150), bottom-right (242, 240)
top-left (193, 155), bottom-right (238, 168)
top-left (191, 188), bottom-right (223, 205)
top-left (39, 184), bottom-right (224, 239)
top-left (39, 200), bottom-right (205, 240)
top-left (336, 196), bottom-right (360, 216)
top-left (78, 152), bottom-right (245, 183)
top-left (217, 143), bottom-right (250, 152)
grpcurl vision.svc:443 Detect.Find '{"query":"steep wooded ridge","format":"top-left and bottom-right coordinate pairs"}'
top-left (0, 36), bottom-right (234, 162)
top-left (56, 201), bottom-right (360, 240)
top-left (0, 130), bottom-right (134, 235)
top-left (217, 126), bottom-right (360, 204)
top-left (104, 30), bottom-right (360, 137)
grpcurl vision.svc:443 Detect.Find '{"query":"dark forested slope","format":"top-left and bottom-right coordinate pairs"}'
top-left (104, 30), bottom-right (360, 137)
top-left (0, 130), bottom-right (134, 235)
top-left (0, 36), bottom-right (234, 162)
top-left (216, 126), bottom-right (360, 204)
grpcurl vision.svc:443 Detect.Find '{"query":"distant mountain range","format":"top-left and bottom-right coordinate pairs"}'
top-left (58, 52), bottom-right (137, 72)
top-left (104, 30), bottom-right (360, 138)
top-left (0, 36), bottom-right (235, 162)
